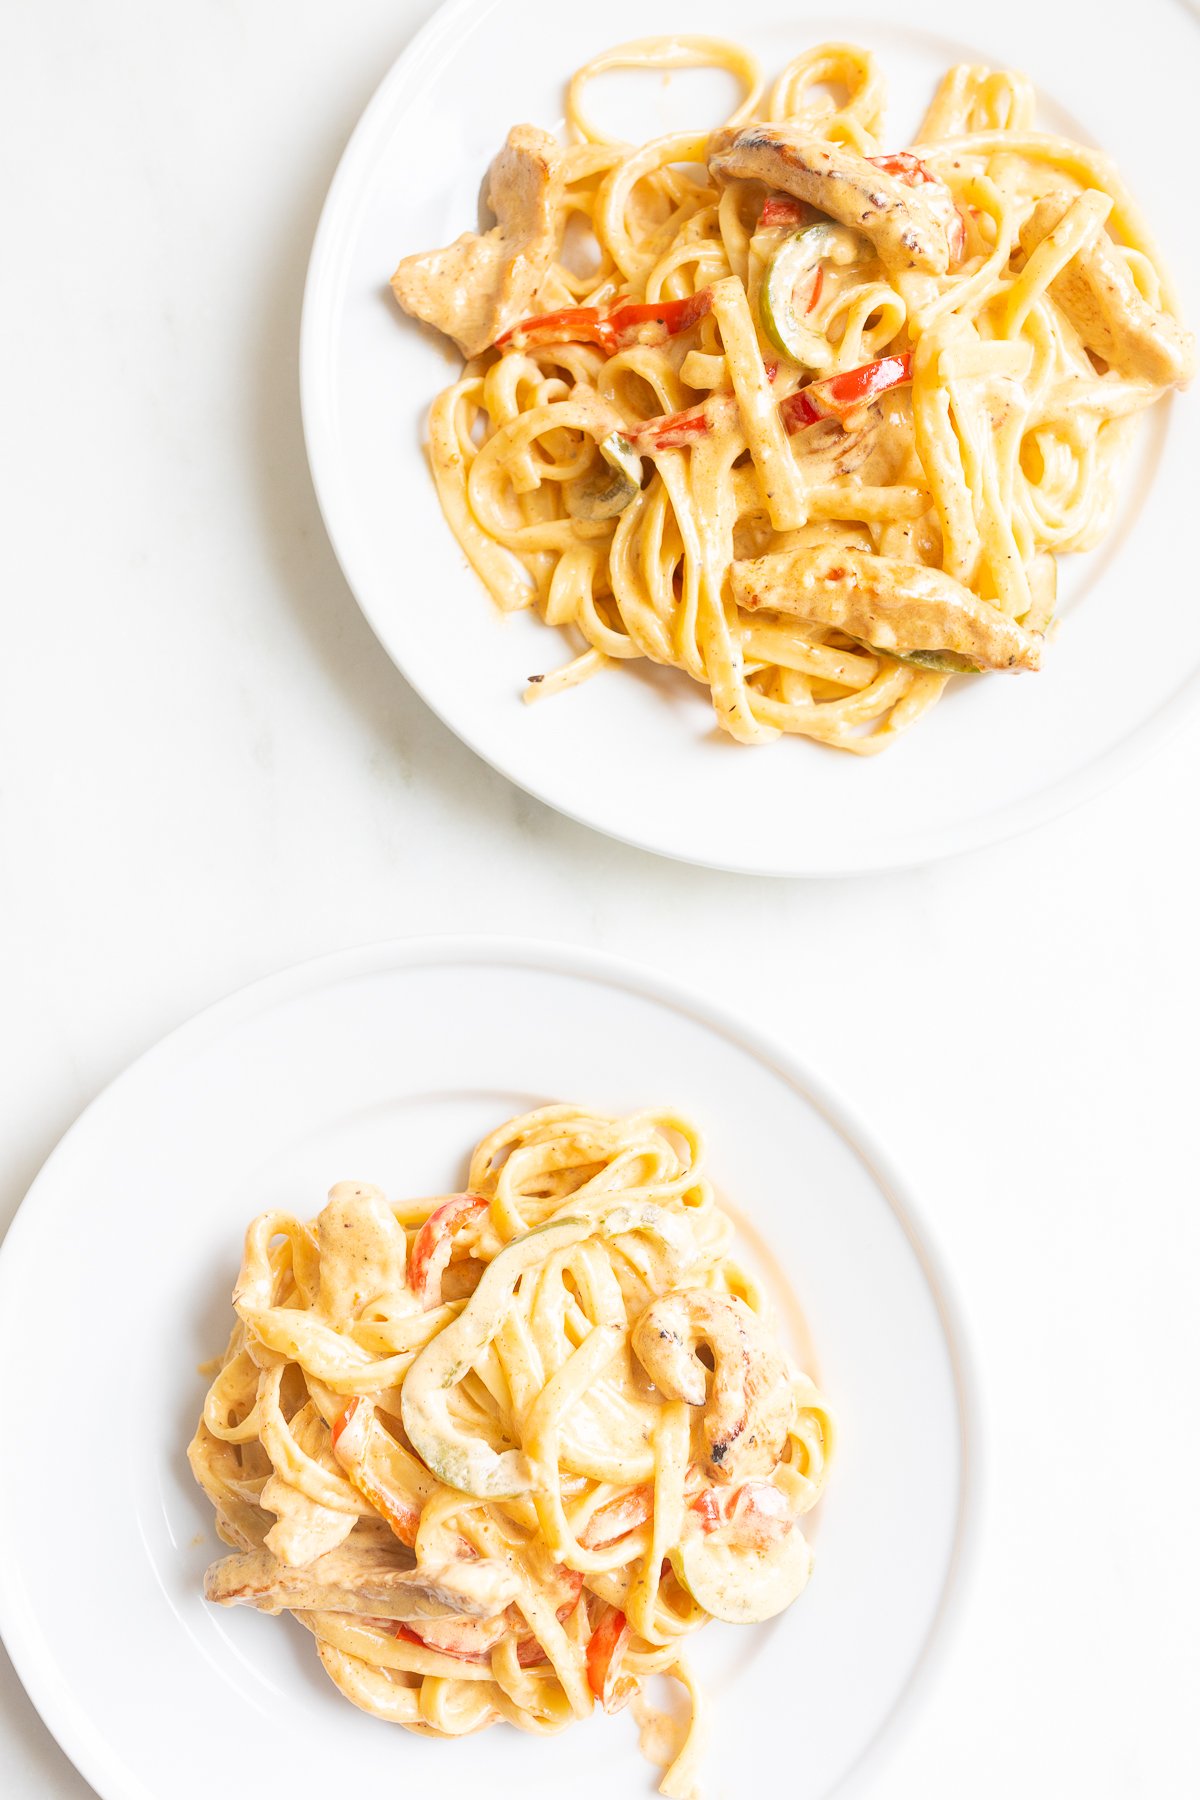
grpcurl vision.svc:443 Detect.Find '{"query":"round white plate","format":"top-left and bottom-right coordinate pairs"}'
top-left (0, 938), bottom-right (970, 1800)
top-left (301, 0), bottom-right (1198, 876)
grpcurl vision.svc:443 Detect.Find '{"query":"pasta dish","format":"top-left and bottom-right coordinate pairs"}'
top-left (390, 37), bottom-right (1194, 753)
top-left (189, 1105), bottom-right (833, 1796)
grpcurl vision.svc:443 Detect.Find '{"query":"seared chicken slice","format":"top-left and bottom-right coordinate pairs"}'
top-left (316, 1181), bottom-right (412, 1326)
top-left (204, 1543), bottom-right (521, 1620)
top-left (710, 126), bottom-right (959, 274)
top-left (731, 544), bottom-right (1043, 671)
top-left (1020, 196), bottom-right (1195, 388)
top-left (391, 125), bottom-right (564, 357)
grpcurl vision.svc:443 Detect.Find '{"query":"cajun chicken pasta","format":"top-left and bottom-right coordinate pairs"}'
top-left (390, 37), bottom-right (1194, 752)
top-left (190, 1106), bottom-right (833, 1797)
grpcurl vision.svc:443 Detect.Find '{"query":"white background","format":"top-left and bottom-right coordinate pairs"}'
top-left (1, 2), bottom-right (1197, 1797)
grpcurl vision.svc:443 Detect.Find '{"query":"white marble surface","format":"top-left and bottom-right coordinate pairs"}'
top-left (2, 3), bottom-right (1199, 1796)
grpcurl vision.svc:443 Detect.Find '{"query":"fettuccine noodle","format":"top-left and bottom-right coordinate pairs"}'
top-left (190, 1105), bottom-right (833, 1797)
top-left (390, 38), bottom-right (1193, 752)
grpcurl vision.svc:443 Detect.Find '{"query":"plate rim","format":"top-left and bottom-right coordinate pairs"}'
top-left (0, 931), bottom-right (980, 1800)
top-left (298, 0), bottom-right (1199, 878)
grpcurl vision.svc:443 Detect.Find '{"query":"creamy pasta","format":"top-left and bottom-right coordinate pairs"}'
top-left (190, 1105), bottom-right (833, 1796)
top-left (390, 37), bottom-right (1194, 752)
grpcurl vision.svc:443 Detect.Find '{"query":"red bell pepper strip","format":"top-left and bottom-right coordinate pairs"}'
top-left (627, 352), bottom-right (911, 454)
top-left (494, 305), bottom-right (615, 352)
top-left (394, 1618), bottom-right (503, 1663)
top-left (690, 1487), bottom-right (722, 1532)
top-left (397, 1621), bottom-right (563, 1669)
top-left (779, 351), bottom-right (913, 432)
top-left (408, 1192), bottom-right (488, 1309)
top-left (607, 290), bottom-right (713, 342)
top-left (586, 1607), bottom-right (636, 1712)
top-left (868, 151), bottom-right (935, 184)
top-left (329, 1394), bottom-right (359, 1454)
top-left (497, 289), bottom-right (713, 355)
top-left (729, 1481), bottom-right (791, 1533)
top-left (689, 1479), bottom-right (792, 1541)
top-left (629, 400), bottom-right (720, 450)
top-left (397, 1574), bottom-right (582, 1666)
top-left (581, 1483), bottom-right (654, 1548)
top-left (757, 195), bottom-right (808, 230)
top-left (580, 1464), bottom-right (709, 1548)
top-left (331, 1397), bottom-right (423, 1548)
top-left (396, 1622), bottom-right (464, 1657)
top-left (806, 264), bottom-right (825, 316)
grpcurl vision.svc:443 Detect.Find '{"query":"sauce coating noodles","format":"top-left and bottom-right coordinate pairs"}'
top-left (190, 1106), bottom-right (833, 1796)
top-left (392, 39), bottom-right (1193, 752)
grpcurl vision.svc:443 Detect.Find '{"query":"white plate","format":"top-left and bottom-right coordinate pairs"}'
top-left (0, 937), bottom-right (971, 1800)
top-left (301, 0), bottom-right (1199, 876)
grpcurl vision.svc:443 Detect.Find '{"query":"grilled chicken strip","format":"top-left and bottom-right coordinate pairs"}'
top-left (710, 126), bottom-right (959, 274)
top-left (731, 544), bottom-right (1043, 671)
top-left (316, 1181), bottom-right (411, 1326)
top-left (204, 1544), bottom-right (522, 1621)
top-left (1019, 196), bottom-right (1195, 388)
top-left (391, 125), bottom-right (564, 357)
